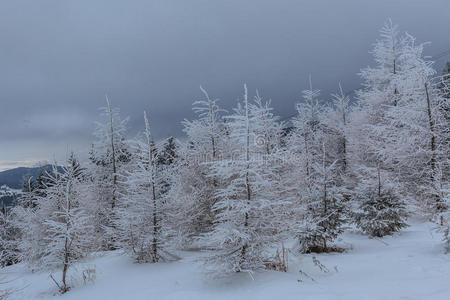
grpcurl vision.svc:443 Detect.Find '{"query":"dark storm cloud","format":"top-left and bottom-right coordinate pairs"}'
top-left (1, 0), bottom-right (449, 169)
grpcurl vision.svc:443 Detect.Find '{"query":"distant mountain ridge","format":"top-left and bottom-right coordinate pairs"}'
top-left (0, 165), bottom-right (55, 190)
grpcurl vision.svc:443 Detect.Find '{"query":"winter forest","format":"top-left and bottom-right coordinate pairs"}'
top-left (1, 21), bottom-right (450, 299)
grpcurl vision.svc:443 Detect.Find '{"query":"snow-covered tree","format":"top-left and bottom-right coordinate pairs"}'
top-left (352, 21), bottom-right (406, 174)
top-left (437, 62), bottom-right (450, 149)
top-left (349, 21), bottom-right (450, 218)
top-left (0, 207), bottom-right (20, 267)
top-left (281, 80), bottom-right (349, 254)
top-left (202, 85), bottom-right (285, 276)
top-left (116, 112), bottom-right (175, 263)
top-left (249, 90), bottom-right (284, 156)
top-left (43, 158), bottom-right (94, 293)
top-left (89, 98), bottom-right (131, 249)
top-left (14, 156), bottom-right (94, 293)
top-left (157, 136), bottom-right (178, 166)
top-left (285, 77), bottom-right (325, 195)
top-left (12, 171), bottom-right (58, 267)
top-left (354, 167), bottom-right (408, 237)
top-left (322, 84), bottom-right (352, 175)
top-left (385, 33), bottom-right (449, 214)
top-left (293, 144), bottom-right (347, 253)
top-left (156, 137), bottom-right (178, 195)
top-left (360, 20), bottom-right (404, 107)
top-left (439, 61), bottom-right (450, 99)
top-left (167, 87), bottom-right (227, 246)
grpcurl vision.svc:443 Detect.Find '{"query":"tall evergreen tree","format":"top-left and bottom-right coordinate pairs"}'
top-left (13, 158), bottom-right (94, 293)
top-left (116, 112), bottom-right (175, 263)
top-left (202, 85), bottom-right (285, 276)
top-left (294, 144), bottom-right (347, 253)
top-left (167, 87), bottom-right (227, 247)
top-left (89, 98), bottom-right (131, 249)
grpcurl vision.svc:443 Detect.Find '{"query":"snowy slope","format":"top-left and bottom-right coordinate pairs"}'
top-left (3, 221), bottom-right (450, 300)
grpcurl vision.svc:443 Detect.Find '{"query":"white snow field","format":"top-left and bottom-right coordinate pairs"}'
top-left (2, 221), bottom-right (450, 300)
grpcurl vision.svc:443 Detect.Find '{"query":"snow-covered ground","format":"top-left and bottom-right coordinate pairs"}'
top-left (2, 221), bottom-right (450, 300)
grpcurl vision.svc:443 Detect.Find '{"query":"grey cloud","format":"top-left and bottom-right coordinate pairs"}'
top-left (1, 0), bottom-right (449, 169)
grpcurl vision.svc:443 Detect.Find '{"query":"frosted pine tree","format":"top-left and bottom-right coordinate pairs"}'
top-left (167, 87), bottom-right (227, 247)
top-left (374, 32), bottom-right (449, 216)
top-left (359, 20), bottom-right (403, 107)
top-left (12, 171), bottom-right (57, 268)
top-left (89, 98), bottom-right (131, 249)
top-left (250, 90), bottom-right (284, 155)
top-left (349, 22), bottom-right (423, 221)
top-left (202, 85), bottom-right (285, 276)
top-left (296, 77), bottom-right (323, 179)
top-left (294, 144), bottom-right (347, 253)
top-left (283, 80), bottom-right (343, 246)
top-left (3, 176), bottom-right (38, 267)
top-left (156, 136), bottom-right (178, 195)
top-left (354, 167), bottom-right (408, 237)
top-left (285, 77), bottom-right (325, 196)
top-left (19, 176), bottom-right (37, 208)
top-left (42, 157), bottom-right (94, 293)
top-left (0, 206), bottom-right (20, 267)
top-left (352, 21), bottom-right (407, 174)
top-left (15, 157), bottom-right (94, 293)
top-left (322, 84), bottom-right (352, 176)
top-left (437, 62), bottom-right (450, 149)
top-left (116, 112), bottom-right (175, 263)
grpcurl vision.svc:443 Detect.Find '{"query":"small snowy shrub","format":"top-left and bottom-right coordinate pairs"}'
top-left (296, 188), bottom-right (347, 253)
top-left (354, 186), bottom-right (408, 237)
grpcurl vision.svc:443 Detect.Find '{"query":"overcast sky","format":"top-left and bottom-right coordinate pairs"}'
top-left (0, 0), bottom-right (449, 171)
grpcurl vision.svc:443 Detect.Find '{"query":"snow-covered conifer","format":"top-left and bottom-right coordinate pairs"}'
top-left (89, 98), bottom-right (131, 249)
top-left (322, 84), bottom-right (352, 175)
top-left (116, 112), bottom-right (175, 263)
top-left (354, 167), bottom-right (408, 237)
top-left (386, 33), bottom-right (449, 214)
top-left (294, 144), bottom-right (347, 253)
top-left (42, 157), bottom-right (94, 293)
top-left (0, 206), bottom-right (20, 267)
top-left (352, 21), bottom-right (406, 175)
top-left (285, 77), bottom-right (325, 195)
top-left (202, 85), bottom-right (285, 275)
top-left (167, 87), bottom-right (227, 246)
top-left (15, 156), bottom-right (94, 293)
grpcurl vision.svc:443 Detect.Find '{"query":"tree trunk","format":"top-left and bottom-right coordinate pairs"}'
top-left (424, 82), bottom-right (443, 211)
top-left (62, 262), bottom-right (68, 292)
top-left (110, 123), bottom-right (117, 209)
top-left (150, 137), bottom-right (158, 262)
top-left (393, 54), bottom-right (398, 106)
top-left (106, 98), bottom-right (117, 210)
top-left (241, 85), bottom-right (251, 268)
top-left (342, 104), bottom-right (347, 171)
top-left (62, 235), bottom-right (70, 293)
top-left (152, 181), bottom-right (158, 262)
top-left (424, 82), bottom-right (436, 182)
top-left (377, 166), bottom-right (381, 198)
